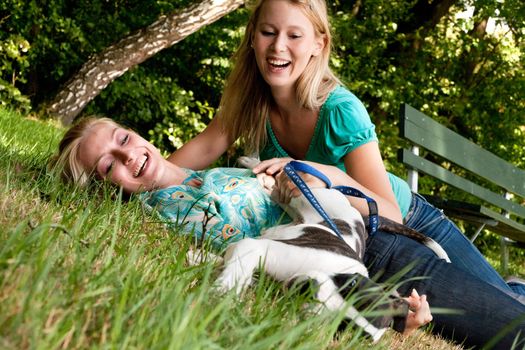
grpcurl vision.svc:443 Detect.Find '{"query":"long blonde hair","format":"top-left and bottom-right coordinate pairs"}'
top-left (217, 0), bottom-right (340, 155)
top-left (53, 117), bottom-right (119, 186)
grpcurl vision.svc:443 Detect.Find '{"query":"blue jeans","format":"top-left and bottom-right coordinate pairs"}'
top-left (404, 193), bottom-right (525, 302)
top-left (364, 230), bottom-right (525, 348)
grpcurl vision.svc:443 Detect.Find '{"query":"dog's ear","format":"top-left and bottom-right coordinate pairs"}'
top-left (237, 156), bottom-right (260, 169)
top-left (285, 275), bottom-right (320, 296)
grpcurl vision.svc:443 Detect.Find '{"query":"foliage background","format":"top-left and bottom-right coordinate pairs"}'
top-left (0, 2), bottom-right (524, 347)
top-left (1, 1), bottom-right (524, 242)
top-left (1, 0), bottom-right (523, 161)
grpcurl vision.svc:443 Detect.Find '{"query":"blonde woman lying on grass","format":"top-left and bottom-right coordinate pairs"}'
top-left (53, 117), bottom-right (525, 348)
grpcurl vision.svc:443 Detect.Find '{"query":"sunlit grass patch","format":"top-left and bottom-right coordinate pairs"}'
top-left (0, 107), bottom-right (465, 349)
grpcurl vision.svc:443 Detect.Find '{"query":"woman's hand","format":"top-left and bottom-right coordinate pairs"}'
top-left (252, 157), bottom-right (294, 176)
top-left (272, 169), bottom-right (327, 204)
top-left (402, 289), bottom-right (433, 335)
top-left (256, 173), bottom-right (276, 195)
top-left (185, 178), bottom-right (203, 187)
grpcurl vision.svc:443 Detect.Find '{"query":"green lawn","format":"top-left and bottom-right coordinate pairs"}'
top-left (0, 107), bottom-right (505, 349)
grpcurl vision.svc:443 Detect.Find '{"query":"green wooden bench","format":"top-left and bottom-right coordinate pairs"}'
top-left (398, 104), bottom-right (525, 273)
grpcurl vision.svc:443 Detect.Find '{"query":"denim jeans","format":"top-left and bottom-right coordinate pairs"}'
top-left (404, 193), bottom-right (525, 303)
top-left (364, 230), bottom-right (525, 349)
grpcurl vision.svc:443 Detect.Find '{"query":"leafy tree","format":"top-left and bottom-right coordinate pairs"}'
top-left (44, 0), bottom-right (245, 125)
top-left (2, 0), bottom-right (523, 175)
top-left (0, 33), bottom-right (30, 111)
top-left (0, 0), bottom-right (32, 111)
top-left (329, 0), bottom-right (524, 176)
top-left (2, 0), bottom-right (170, 106)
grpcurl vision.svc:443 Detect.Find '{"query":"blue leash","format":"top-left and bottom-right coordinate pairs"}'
top-left (283, 161), bottom-right (379, 240)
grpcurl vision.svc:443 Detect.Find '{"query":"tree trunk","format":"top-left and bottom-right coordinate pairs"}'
top-left (46, 0), bottom-right (244, 125)
top-left (396, 0), bottom-right (458, 52)
top-left (368, 0), bottom-right (458, 118)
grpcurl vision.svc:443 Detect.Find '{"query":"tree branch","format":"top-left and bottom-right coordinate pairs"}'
top-left (46, 0), bottom-right (245, 125)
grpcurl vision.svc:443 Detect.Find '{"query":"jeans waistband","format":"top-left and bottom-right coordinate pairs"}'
top-left (403, 192), bottom-right (424, 224)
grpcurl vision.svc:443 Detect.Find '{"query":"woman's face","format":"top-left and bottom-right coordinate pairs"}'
top-left (77, 123), bottom-right (170, 193)
top-left (253, 0), bottom-right (323, 93)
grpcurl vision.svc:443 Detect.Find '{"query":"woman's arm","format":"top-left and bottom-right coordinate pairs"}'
top-left (167, 117), bottom-right (233, 170)
top-left (257, 145), bottom-right (402, 223)
top-left (343, 142), bottom-right (402, 223)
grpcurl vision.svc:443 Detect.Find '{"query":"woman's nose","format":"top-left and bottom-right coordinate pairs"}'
top-left (271, 34), bottom-right (287, 52)
top-left (116, 148), bottom-right (135, 165)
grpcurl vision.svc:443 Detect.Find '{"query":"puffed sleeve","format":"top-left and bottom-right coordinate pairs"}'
top-left (320, 89), bottom-right (378, 161)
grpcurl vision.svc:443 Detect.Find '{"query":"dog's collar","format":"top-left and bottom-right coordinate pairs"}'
top-left (333, 185), bottom-right (379, 233)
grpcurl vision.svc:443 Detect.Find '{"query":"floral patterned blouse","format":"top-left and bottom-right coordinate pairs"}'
top-left (139, 168), bottom-right (289, 250)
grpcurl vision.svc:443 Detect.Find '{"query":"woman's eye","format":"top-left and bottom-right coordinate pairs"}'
top-left (105, 160), bottom-right (114, 175)
top-left (290, 34), bottom-right (302, 39)
top-left (261, 30), bottom-right (275, 36)
top-left (121, 134), bottom-right (129, 145)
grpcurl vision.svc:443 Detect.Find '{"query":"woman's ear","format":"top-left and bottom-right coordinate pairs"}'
top-left (312, 34), bottom-right (326, 57)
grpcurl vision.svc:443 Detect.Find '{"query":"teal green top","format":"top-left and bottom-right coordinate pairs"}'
top-left (139, 168), bottom-right (289, 250)
top-left (260, 86), bottom-right (412, 218)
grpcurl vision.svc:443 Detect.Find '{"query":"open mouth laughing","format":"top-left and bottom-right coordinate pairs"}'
top-left (133, 154), bottom-right (148, 177)
top-left (268, 58), bottom-right (291, 70)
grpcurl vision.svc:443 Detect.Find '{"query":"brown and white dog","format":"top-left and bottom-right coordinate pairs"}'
top-left (216, 162), bottom-right (449, 341)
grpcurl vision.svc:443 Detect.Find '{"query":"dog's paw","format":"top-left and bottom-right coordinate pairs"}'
top-left (215, 240), bottom-right (262, 294)
top-left (215, 266), bottom-right (253, 295)
top-left (237, 156), bottom-right (260, 170)
top-left (186, 248), bottom-right (223, 266)
top-left (215, 238), bottom-right (266, 295)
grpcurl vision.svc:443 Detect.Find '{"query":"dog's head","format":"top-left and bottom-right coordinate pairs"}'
top-left (286, 271), bottom-right (409, 342)
top-left (332, 273), bottom-right (409, 333)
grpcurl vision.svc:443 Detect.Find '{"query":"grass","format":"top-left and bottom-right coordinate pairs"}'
top-left (0, 107), bottom-right (518, 349)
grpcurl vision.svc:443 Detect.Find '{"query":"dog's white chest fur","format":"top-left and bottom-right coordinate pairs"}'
top-left (217, 189), bottom-right (368, 292)
top-left (220, 228), bottom-right (369, 288)
top-left (215, 188), bottom-right (397, 342)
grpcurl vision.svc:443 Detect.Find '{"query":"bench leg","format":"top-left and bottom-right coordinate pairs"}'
top-left (407, 146), bottom-right (420, 193)
top-left (500, 236), bottom-right (509, 276)
top-left (470, 223), bottom-right (486, 243)
top-left (500, 194), bottom-right (512, 275)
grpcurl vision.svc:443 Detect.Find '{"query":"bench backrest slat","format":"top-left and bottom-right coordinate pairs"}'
top-left (479, 206), bottom-right (525, 242)
top-left (400, 104), bottom-right (525, 198)
top-left (400, 149), bottom-right (525, 219)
